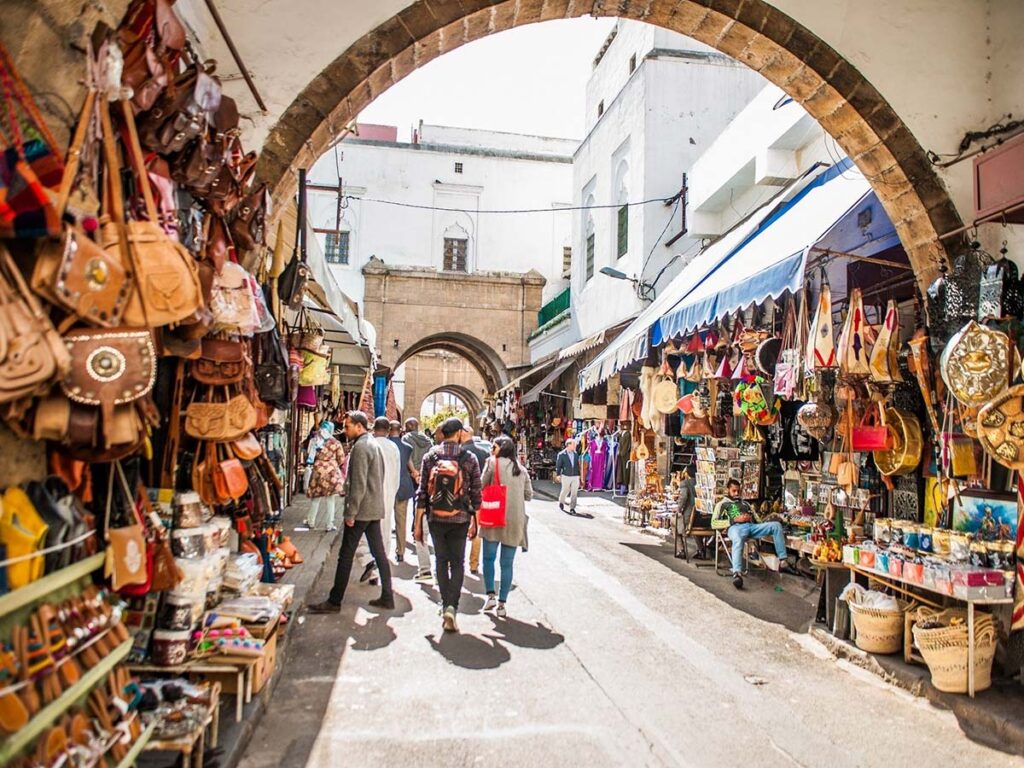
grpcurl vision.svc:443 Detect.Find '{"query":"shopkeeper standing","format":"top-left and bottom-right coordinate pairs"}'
top-left (712, 478), bottom-right (793, 590)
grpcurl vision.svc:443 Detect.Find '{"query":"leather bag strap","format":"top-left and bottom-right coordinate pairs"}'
top-left (56, 89), bottom-right (97, 217)
top-left (119, 100), bottom-right (159, 223)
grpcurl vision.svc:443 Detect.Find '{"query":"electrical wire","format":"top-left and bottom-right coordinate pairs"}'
top-left (341, 193), bottom-right (679, 215)
top-left (640, 195), bottom-right (681, 278)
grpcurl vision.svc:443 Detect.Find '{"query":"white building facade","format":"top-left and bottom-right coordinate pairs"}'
top-left (305, 123), bottom-right (576, 308)
top-left (536, 20), bottom-right (765, 357)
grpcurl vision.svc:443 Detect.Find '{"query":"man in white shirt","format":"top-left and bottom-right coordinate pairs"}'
top-left (361, 416), bottom-right (402, 583)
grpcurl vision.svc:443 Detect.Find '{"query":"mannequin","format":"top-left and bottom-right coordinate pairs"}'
top-left (587, 426), bottom-right (608, 491)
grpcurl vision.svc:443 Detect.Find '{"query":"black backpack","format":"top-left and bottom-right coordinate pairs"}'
top-left (428, 451), bottom-right (468, 517)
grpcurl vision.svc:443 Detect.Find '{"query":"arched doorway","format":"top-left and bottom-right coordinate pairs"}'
top-left (259, 0), bottom-right (962, 288)
top-left (422, 385), bottom-right (485, 421)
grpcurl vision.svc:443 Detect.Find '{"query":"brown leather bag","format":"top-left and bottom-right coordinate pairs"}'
top-left (190, 337), bottom-right (246, 385)
top-left (229, 182), bottom-right (268, 252)
top-left (118, 0), bottom-right (186, 113)
top-left (184, 386), bottom-right (258, 442)
top-left (213, 450), bottom-right (248, 502)
top-left (191, 442), bottom-right (219, 507)
top-left (33, 397), bottom-right (155, 461)
top-left (137, 62), bottom-right (221, 155)
top-left (60, 328), bottom-right (156, 428)
top-left (231, 431), bottom-right (262, 460)
top-left (32, 90), bottom-right (132, 327)
top-left (99, 100), bottom-right (204, 329)
top-left (0, 247), bottom-right (72, 404)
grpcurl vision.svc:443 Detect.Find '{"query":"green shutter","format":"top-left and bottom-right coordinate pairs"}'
top-left (617, 205), bottom-right (628, 257)
top-left (586, 234), bottom-right (595, 281)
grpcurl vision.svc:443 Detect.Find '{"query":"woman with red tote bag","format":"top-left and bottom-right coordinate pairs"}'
top-left (479, 436), bottom-right (533, 618)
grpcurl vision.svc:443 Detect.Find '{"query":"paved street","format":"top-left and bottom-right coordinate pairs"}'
top-left (240, 496), bottom-right (1020, 768)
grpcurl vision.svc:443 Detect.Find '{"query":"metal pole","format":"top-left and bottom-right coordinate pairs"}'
top-left (203, 0), bottom-right (268, 113)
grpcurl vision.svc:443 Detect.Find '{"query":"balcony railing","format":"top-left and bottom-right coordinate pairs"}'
top-left (537, 287), bottom-right (570, 327)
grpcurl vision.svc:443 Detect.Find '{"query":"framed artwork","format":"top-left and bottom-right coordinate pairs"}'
top-left (952, 490), bottom-right (1018, 541)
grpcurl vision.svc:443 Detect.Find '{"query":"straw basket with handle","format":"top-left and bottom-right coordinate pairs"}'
top-left (849, 597), bottom-right (912, 654)
top-left (912, 607), bottom-right (998, 693)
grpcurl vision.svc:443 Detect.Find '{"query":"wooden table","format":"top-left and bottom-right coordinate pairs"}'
top-left (846, 563), bottom-right (1012, 697)
top-left (129, 656), bottom-right (257, 721)
top-left (144, 682), bottom-right (221, 768)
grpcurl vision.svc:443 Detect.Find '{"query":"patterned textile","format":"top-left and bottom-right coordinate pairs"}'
top-left (308, 438), bottom-right (347, 498)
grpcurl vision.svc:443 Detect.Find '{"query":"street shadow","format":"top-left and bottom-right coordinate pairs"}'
top-left (390, 560), bottom-right (418, 580)
top-left (621, 540), bottom-right (817, 634)
top-left (417, 580), bottom-right (486, 613)
top-left (426, 632), bottom-right (511, 669)
top-left (486, 615), bottom-right (564, 650)
top-left (349, 592), bottom-right (414, 652)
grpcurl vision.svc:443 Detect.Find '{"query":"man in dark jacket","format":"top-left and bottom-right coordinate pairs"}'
top-left (555, 437), bottom-right (581, 513)
top-left (414, 417), bottom-right (481, 633)
top-left (308, 411), bottom-right (394, 613)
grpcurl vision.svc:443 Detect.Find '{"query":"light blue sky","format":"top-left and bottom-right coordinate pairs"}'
top-left (358, 17), bottom-right (617, 142)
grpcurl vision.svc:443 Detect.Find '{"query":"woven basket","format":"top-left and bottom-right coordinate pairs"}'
top-left (850, 599), bottom-right (910, 654)
top-left (912, 608), bottom-right (998, 693)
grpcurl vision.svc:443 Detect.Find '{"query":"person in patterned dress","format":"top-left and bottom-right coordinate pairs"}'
top-left (304, 421), bottom-right (347, 531)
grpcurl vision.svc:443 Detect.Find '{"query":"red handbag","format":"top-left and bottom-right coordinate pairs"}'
top-left (478, 457), bottom-right (507, 529)
top-left (852, 404), bottom-right (890, 451)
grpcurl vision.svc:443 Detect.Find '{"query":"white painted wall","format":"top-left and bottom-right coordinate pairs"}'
top-left (569, 20), bottom-right (763, 339)
top-left (305, 128), bottom-right (574, 306)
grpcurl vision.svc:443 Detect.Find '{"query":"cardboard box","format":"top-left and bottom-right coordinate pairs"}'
top-left (251, 625), bottom-right (278, 694)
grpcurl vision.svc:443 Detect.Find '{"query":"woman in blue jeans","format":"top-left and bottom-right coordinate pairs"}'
top-left (479, 436), bottom-right (532, 618)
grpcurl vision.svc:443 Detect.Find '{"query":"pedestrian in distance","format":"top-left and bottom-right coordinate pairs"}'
top-left (390, 419), bottom-right (418, 564)
top-left (298, 421), bottom-right (346, 531)
top-left (480, 435), bottom-right (532, 618)
top-left (555, 437), bottom-right (581, 514)
top-left (360, 416), bottom-right (400, 584)
top-left (307, 411), bottom-right (394, 614)
top-left (414, 417), bottom-right (482, 633)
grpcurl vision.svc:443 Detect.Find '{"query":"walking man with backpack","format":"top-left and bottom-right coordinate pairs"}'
top-left (414, 417), bottom-right (482, 632)
top-left (307, 411), bottom-right (394, 614)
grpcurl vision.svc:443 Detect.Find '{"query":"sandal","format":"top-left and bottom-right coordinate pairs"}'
top-left (0, 643), bottom-right (29, 733)
top-left (37, 603), bottom-right (80, 688)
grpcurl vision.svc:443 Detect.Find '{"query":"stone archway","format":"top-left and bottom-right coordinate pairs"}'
top-left (259, 0), bottom-right (962, 289)
top-left (422, 384), bottom-right (485, 419)
top-left (396, 333), bottom-right (509, 396)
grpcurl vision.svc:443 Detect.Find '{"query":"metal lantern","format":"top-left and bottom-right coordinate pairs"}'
top-left (797, 399), bottom-right (837, 440)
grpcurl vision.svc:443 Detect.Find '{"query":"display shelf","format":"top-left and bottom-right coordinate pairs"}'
top-left (0, 637), bottom-right (132, 764)
top-left (0, 552), bottom-right (105, 617)
top-left (115, 720), bottom-right (156, 768)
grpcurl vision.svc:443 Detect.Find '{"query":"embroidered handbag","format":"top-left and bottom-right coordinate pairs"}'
top-left (99, 100), bottom-right (203, 329)
top-left (837, 288), bottom-right (871, 377)
top-left (868, 299), bottom-right (903, 384)
top-left (59, 328), bottom-right (156, 448)
top-left (191, 337), bottom-right (247, 385)
top-left (939, 321), bottom-right (1010, 406)
top-left (184, 387), bottom-right (258, 442)
top-left (478, 458), bottom-right (507, 529)
top-left (851, 403), bottom-right (890, 451)
top-left (806, 280), bottom-right (836, 371)
top-left (0, 246), bottom-right (71, 404)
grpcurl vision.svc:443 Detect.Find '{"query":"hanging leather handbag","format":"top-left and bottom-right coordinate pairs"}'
top-left (0, 246), bottom-right (71, 404)
top-left (212, 447), bottom-right (249, 502)
top-left (299, 347), bottom-right (331, 386)
top-left (681, 413), bottom-right (713, 437)
top-left (851, 403), bottom-right (890, 451)
top-left (191, 337), bottom-right (247, 385)
top-left (939, 321), bottom-right (1010, 407)
top-left (104, 463), bottom-right (150, 592)
top-left (192, 443), bottom-right (220, 507)
top-left (254, 328), bottom-right (290, 409)
top-left (210, 262), bottom-right (260, 335)
top-left (118, 0), bottom-right (186, 113)
top-left (977, 384), bottom-right (1024, 470)
top-left (137, 61), bottom-right (221, 155)
top-left (184, 386), bottom-right (258, 442)
top-left (229, 182), bottom-right (268, 252)
top-left (837, 287), bottom-right (871, 377)
top-left (868, 299), bottom-right (903, 384)
top-left (231, 431), bottom-right (263, 461)
top-left (99, 100), bottom-right (204, 329)
top-left (31, 90), bottom-right (132, 327)
top-left (59, 328), bottom-right (156, 447)
top-left (478, 457), bottom-right (507, 529)
top-left (278, 256), bottom-right (311, 312)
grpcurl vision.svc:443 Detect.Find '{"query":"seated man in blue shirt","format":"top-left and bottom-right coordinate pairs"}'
top-left (712, 478), bottom-right (793, 589)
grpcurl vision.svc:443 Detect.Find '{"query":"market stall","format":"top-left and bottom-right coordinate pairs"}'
top-left (0, 3), bottom-right (371, 763)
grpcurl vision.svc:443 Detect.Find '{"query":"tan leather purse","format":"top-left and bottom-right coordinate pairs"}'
top-left (103, 463), bottom-right (148, 592)
top-left (184, 386), bottom-right (258, 442)
top-left (209, 262), bottom-right (258, 334)
top-left (190, 337), bottom-right (247, 385)
top-left (213, 451), bottom-right (249, 501)
top-left (99, 100), bottom-right (203, 329)
top-left (32, 90), bottom-right (131, 327)
top-left (0, 246), bottom-right (71, 404)
top-left (231, 431), bottom-right (262, 460)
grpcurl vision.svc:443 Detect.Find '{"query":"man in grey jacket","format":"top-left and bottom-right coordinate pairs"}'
top-left (308, 411), bottom-right (394, 613)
